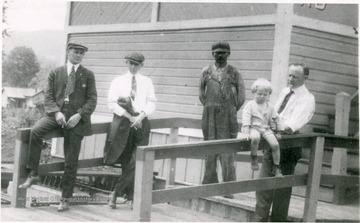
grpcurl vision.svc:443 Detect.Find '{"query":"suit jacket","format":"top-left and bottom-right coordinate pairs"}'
top-left (44, 64), bottom-right (97, 136)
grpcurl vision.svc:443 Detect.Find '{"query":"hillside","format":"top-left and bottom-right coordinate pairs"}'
top-left (3, 29), bottom-right (66, 63)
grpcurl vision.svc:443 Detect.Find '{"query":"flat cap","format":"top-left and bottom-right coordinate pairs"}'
top-left (125, 52), bottom-right (145, 64)
top-left (212, 41), bottom-right (230, 52)
top-left (67, 41), bottom-right (88, 51)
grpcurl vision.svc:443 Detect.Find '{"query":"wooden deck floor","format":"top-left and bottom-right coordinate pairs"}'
top-left (1, 203), bottom-right (233, 222)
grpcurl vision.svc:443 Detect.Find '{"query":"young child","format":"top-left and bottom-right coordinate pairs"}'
top-left (242, 79), bottom-right (283, 177)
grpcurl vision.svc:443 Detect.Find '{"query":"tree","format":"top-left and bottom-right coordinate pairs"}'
top-left (2, 0), bottom-right (10, 60)
top-left (2, 46), bottom-right (40, 87)
top-left (29, 60), bottom-right (56, 91)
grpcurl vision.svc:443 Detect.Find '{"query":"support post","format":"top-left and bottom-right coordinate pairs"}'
top-left (132, 149), bottom-right (155, 222)
top-left (303, 136), bottom-right (325, 222)
top-left (11, 129), bottom-right (30, 208)
top-left (331, 92), bottom-right (350, 204)
top-left (151, 2), bottom-right (160, 23)
top-left (164, 127), bottom-right (178, 186)
top-left (269, 4), bottom-right (293, 104)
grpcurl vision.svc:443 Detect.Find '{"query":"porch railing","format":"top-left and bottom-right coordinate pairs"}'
top-left (11, 118), bottom-right (359, 222)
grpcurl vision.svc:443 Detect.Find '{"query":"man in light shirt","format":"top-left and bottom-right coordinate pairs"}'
top-left (254, 63), bottom-right (315, 222)
top-left (105, 52), bottom-right (156, 208)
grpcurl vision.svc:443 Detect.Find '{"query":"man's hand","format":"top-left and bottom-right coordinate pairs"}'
top-left (55, 112), bottom-right (67, 128)
top-left (283, 124), bottom-right (293, 134)
top-left (131, 112), bottom-right (146, 129)
top-left (275, 132), bottom-right (282, 140)
top-left (242, 126), bottom-right (250, 134)
top-left (66, 113), bottom-right (81, 129)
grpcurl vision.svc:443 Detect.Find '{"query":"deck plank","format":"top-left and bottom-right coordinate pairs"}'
top-left (1, 203), bottom-right (233, 222)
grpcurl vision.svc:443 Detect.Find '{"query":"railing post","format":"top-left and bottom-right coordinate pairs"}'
top-left (11, 129), bottom-right (30, 208)
top-left (132, 149), bottom-right (155, 222)
top-left (303, 136), bottom-right (325, 222)
top-left (331, 92), bottom-right (350, 204)
top-left (164, 127), bottom-right (178, 186)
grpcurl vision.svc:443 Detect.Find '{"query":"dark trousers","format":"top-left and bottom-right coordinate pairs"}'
top-left (27, 107), bottom-right (84, 199)
top-left (202, 153), bottom-right (236, 184)
top-left (254, 147), bottom-right (301, 222)
top-left (113, 119), bottom-right (150, 199)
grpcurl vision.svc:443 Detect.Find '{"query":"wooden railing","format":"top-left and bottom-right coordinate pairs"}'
top-left (11, 118), bottom-right (359, 222)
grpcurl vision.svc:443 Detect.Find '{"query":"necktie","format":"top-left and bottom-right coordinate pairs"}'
top-left (65, 66), bottom-right (76, 98)
top-left (277, 90), bottom-right (294, 114)
top-left (130, 75), bottom-right (137, 100)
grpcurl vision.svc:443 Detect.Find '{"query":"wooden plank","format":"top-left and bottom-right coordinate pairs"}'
top-left (303, 136), bottom-right (325, 222)
top-left (83, 135), bottom-right (96, 159)
top-left (164, 127), bottom-right (178, 185)
top-left (133, 150), bottom-right (155, 222)
top-left (140, 136), bottom-right (312, 160)
top-left (11, 130), bottom-right (30, 207)
top-left (291, 44), bottom-right (358, 66)
top-left (72, 26), bottom-right (275, 43)
top-left (38, 158), bottom-right (104, 174)
top-left (332, 92), bottom-right (351, 204)
top-left (84, 58), bottom-right (273, 70)
top-left (93, 133), bottom-right (106, 158)
top-left (87, 50), bottom-right (274, 61)
top-left (152, 174), bottom-right (307, 204)
top-left (292, 25), bottom-right (358, 46)
top-left (320, 174), bottom-right (360, 186)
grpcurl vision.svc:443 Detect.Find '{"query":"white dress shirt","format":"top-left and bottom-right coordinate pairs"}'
top-left (274, 84), bottom-right (315, 133)
top-left (108, 71), bottom-right (156, 117)
top-left (66, 61), bottom-right (80, 75)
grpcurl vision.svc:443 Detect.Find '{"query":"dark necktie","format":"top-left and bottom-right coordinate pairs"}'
top-left (130, 75), bottom-right (137, 100)
top-left (65, 66), bottom-right (76, 98)
top-left (277, 90), bottom-right (294, 114)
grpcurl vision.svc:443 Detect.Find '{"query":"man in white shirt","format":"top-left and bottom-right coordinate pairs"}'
top-left (105, 52), bottom-right (156, 208)
top-left (254, 63), bottom-right (315, 222)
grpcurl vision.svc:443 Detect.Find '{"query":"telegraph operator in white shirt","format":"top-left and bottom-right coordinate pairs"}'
top-left (104, 52), bottom-right (156, 209)
top-left (254, 63), bottom-right (315, 222)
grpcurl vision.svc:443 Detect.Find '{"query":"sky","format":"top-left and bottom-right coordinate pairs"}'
top-left (5, 0), bottom-right (68, 31)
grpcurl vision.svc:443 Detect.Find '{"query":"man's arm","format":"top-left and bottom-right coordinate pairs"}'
top-left (284, 94), bottom-right (315, 133)
top-left (44, 70), bottom-right (61, 114)
top-left (236, 71), bottom-right (246, 111)
top-left (199, 67), bottom-right (208, 105)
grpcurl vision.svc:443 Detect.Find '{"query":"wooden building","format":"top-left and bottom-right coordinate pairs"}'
top-left (62, 2), bottom-right (358, 135)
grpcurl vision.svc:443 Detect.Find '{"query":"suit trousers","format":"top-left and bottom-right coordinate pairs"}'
top-left (27, 105), bottom-right (84, 199)
top-left (254, 147), bottom-right (301, 222)
top-left (113, 118), bottom-right (150, 200)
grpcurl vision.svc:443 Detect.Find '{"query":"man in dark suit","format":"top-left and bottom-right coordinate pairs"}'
top-left (18, 42), bottom-right (98, 212)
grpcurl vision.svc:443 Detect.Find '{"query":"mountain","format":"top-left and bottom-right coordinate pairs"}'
top-left (3, 30), bottom-right (66, 63)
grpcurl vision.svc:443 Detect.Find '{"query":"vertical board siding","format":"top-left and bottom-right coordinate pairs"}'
top-left (158, 3), bottom-right (276, 22)
top-left (290, 27), bottom-right (358, 132)
top-left (70, 2), bottom-right (152, 25)
top-left (69, 26), bottom-right (275, 120)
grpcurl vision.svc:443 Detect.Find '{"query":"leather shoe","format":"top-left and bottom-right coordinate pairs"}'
top-left (19, 176), bottom-right (39, 188)
top-left (108, 192), bottom-right (117, 209)
top-left (57, 201), bottom-right (69, 212)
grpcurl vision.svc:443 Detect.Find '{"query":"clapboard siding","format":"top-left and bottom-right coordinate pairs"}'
top-left (72, 28), bottom-right (276, 43)
top-left (158, 3), bottom-right (276, 22)
top-left (69, 26), bottom-right (275, 120)
top-left (290, 26), bottom-right (358, 131)
top-left (70, 2), bottom-right (152, 25)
